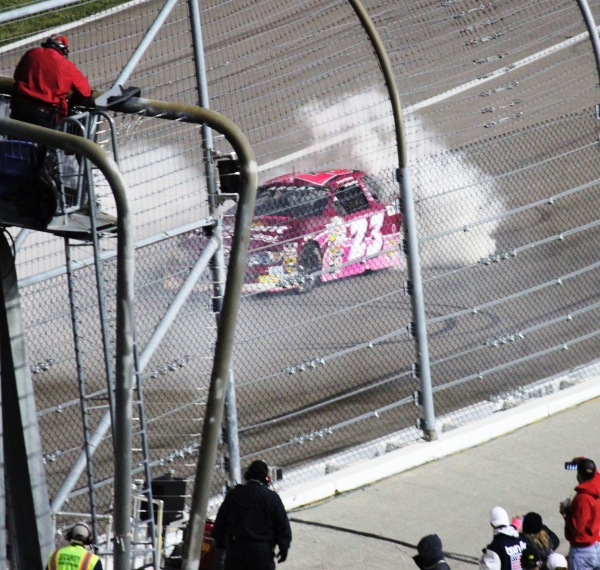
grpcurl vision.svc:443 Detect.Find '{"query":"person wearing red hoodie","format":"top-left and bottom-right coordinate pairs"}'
top-left (560, 457), bottom-right (600, 570)
top-left (10, 34), bottom-right (93, 128)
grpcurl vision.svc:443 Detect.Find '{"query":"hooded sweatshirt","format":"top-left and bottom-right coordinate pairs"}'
top-left (211, 481), bottom-right (292, 551)
top-left (480, 525), bottom-right (527, 570)
top-left (413, 534), bottom-right (450, 570)
top-left (564, 470), bottom-right (600, 547)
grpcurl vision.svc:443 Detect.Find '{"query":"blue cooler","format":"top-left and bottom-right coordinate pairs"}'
top-left (0, 140), bottom-right (37, 199)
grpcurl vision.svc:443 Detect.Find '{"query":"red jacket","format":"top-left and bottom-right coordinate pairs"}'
top-left (13, 46), bottom-right (92, 119)
top-left (564, 470), bottom-right (600, 547)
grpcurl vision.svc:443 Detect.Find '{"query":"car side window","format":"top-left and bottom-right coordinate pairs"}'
top-left (333, 183), bottom-right (370, 216)
top-left (255, 185), bottom-right (328, 217)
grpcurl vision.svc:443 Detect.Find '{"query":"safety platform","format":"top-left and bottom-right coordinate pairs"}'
top-left (0, 127), bottom-right (117, 241)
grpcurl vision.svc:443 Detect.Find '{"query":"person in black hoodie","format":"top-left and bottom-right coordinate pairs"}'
top-left (413, 534), bottom-right (451, 570)
top-left (480, 506), bottom-right (527, 570)
top-left (212, 460), bottom-right (292, 570)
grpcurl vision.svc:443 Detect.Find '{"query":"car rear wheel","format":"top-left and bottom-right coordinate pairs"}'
top-left (296, 241), bottom-right (322, 294)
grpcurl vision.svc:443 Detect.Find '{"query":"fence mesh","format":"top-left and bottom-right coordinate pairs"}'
top-left (0, 0), bottom-right (599, 537)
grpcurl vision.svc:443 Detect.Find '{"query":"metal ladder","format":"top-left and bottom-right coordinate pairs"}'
top-left (59, 110), bottom-right (159, 568)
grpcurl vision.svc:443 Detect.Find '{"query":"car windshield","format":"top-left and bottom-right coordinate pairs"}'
top-left (255, 185), bottom-right (329, 217)
top-left (332, 182), bottom-right (370, 215)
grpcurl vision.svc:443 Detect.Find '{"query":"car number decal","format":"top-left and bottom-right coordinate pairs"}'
top-left (347, 212), bottom-right (385, 261)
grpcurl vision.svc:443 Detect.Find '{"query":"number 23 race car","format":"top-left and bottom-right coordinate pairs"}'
top-left (165, 169), bottom-right (403, 294)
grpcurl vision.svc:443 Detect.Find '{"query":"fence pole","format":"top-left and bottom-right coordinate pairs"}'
top-left (188, 0), bottom-right (242, 488)
top-left (574, 0), bottom-right (600, 84)
top-left (347, 0), bottom-right (436, 440)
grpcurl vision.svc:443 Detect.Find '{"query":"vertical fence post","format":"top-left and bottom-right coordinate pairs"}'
top-left (188, 0), bottom-right (242, 488)
top-left (347, 0), bottom-right (436, 440)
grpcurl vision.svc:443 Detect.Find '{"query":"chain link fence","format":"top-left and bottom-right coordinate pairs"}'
top-left (0, 0), bottom-right (599, 540)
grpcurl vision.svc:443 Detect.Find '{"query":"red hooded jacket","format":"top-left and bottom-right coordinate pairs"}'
top-left (13, 46), bottom-right (92, 120)
top-left (564, 470), bottom-right (600, 547)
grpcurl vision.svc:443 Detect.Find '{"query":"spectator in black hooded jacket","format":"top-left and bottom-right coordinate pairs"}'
top-left (212, 460), bottom-right (292, 570)
top-left (414, 534), bottom-right (451, 570)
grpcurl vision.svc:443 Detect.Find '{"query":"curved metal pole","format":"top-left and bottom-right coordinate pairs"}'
top-left (107, 96), bottom-right (258, 570)
top-left (0, 118), bottom-right (135, 568)
top-left (575, 0), bottom-right (600, 85)
top-left (346, 0), bottom-right (436, 440)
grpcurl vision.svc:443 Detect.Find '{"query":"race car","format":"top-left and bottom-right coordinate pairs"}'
top-left (165, 169), bottom-right (403, 294)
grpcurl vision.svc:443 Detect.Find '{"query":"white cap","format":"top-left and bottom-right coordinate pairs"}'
top-left (490, 506), bottom-right (510, 527)
top-left (547, 553), bottom-right (568, 570)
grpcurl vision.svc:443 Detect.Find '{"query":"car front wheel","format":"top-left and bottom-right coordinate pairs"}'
top-left (296, 241), bottom-right (322, 294)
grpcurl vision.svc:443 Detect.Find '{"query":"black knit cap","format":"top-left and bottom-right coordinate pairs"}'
top-left (245, 460), bottom-right (269, 481)
top-left (522, 512), bottom-right (543, 534)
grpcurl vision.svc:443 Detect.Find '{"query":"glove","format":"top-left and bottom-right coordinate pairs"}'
top-left (277, 547), bottom-right (288, 563)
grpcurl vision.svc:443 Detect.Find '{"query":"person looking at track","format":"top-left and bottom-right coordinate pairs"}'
top-left (480, 506), bottom-right (527, 570)
top-left (10, 34), bottom-right (93, 128)
top-left (414, 534), bottom-right (451, 570)
top-left (46, 521), bottom-right (102, 570)
top-left (212, 460), bottom-right (292, 569)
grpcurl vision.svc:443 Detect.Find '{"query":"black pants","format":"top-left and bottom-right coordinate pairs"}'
top-left (224, 542), bottom-right (275, 570)
top-left (9, 99), bottom-right (57, 129)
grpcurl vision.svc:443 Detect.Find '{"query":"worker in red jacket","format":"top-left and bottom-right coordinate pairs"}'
top-left (10, 34), bottom-right (93, 128)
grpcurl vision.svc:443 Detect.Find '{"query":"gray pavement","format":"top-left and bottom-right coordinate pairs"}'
top-left (281, 395), bottom-right (600, 569)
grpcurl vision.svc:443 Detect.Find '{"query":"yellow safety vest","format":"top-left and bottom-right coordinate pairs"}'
top-left (47, 544), bottom-right (99, 570)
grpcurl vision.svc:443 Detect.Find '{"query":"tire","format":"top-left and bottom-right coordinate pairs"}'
top-left (296, 241), bottom-right (322, 294)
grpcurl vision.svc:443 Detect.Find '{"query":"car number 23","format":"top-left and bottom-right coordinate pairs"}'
top-left (348, 212), bottom-right (385, 261)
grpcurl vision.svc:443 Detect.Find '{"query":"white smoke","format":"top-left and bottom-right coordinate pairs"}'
top-left (285, 88), bottom-right (502, 266)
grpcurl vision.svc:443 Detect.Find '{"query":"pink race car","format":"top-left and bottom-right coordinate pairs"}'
top-left (165, 169), bottom-right (403, 294)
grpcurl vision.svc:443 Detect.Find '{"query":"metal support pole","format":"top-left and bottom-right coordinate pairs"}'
top-left (347, 0), bottom-right (436, 440)
top-left (575, 0), bottom-right (600, 83)
top-left (188, 0), bottom-right (241, 488)
top-left (0, 232), bottom-right (54, 568)
top-left (95, 0), bottom-right (180, 106)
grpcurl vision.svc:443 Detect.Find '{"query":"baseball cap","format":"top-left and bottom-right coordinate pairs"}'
top-left (577, 458), bottom-right (596, 478)
top-left (53, 34), bottom-right (68, 48)
top-left (547, 553), bottom-right (568, 570)
top-left (490, 506), bottom-right (510, 527)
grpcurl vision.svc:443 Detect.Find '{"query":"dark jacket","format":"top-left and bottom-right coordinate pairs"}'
top-left (212, 481), bottom-right (292, 551)
top-left (523, 525), bottom-right (560, 568)
top-left (480, 526), bottom-right (527, 570)
top-left (414, 534), bottom-right (451, 570)
top-left (564, 470), bottom-right (600, 547)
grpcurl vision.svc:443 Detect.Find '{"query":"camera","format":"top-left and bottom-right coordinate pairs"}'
top-left (565, 461), bottom-right (578, 470)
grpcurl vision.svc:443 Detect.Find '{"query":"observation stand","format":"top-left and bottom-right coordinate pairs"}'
top-left (0, 111), bottom-right (117, 241)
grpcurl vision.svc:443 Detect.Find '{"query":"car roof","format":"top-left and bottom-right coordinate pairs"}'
top-left (261, 169), bottom-right (365, 189)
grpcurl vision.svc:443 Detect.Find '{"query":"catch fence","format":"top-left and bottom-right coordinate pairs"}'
top-left (0, 0), bottom-right (599, 543)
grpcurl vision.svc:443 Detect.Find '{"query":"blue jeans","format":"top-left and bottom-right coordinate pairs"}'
top-left (570, 543), bottom-right (600, 570)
